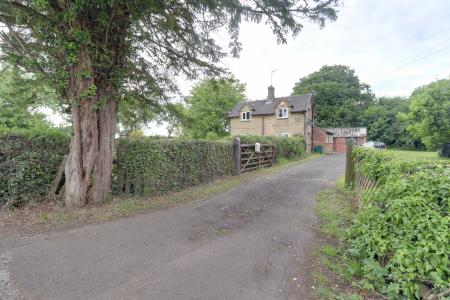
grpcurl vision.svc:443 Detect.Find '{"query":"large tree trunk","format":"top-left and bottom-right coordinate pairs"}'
top-left (64, 49), bottom-right (117, 208)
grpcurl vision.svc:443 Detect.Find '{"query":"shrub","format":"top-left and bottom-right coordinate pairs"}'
top-left (0, 127), bottom-right (70, 208)
top-left (235, 135), bottom-right (306, 160)
top-left (1, 132), bottom-right (305, 208)
top-left (113, 138), bottom-right (233, 196)
top-left (349, 148), bottom-right (450, 299)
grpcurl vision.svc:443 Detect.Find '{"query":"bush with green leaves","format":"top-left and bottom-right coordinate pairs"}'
top-left (235, 135), bottom-right (306, 160)
top-left (1, 132), bottom-right (305, 207)
top-left (349, 148), bottom-right (449, 299)
top-left (0, 128), bottom-right (70, 208)
top-left (114, 138), bottom-right (234, 196)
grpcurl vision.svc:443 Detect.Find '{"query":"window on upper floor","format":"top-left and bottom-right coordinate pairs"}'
top-left (241, 111), bottom-right (251, 121)
top-left (277, 107), bottom-right (288, 119)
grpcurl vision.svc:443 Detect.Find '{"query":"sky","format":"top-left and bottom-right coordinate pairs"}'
top-left (216, 0), bottom-right (450, 99)
top-left (46, 0), bottom-right (450, 133)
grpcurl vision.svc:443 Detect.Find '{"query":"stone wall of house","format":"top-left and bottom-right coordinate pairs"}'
top-left (230, 112), bottom-right (306, 137)
top-left (230, 116), bottom-right (264, 136)
top-left (263, 112), bottom-right (305, 136)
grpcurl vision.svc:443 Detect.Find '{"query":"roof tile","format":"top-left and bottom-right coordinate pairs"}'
top-left (228, 93), bottom-right (313, 118)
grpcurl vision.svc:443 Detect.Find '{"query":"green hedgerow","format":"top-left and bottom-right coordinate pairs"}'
top-left (0, 127), bottom-right (70, 208)
top-left (1, 131), bottom-right (306, 208)
top-left (235, 134), bottom-right (306, 160)
top-left (113, 138), bottom-right (234, 196)
top-left (349, 148), bottom-right (450, 299)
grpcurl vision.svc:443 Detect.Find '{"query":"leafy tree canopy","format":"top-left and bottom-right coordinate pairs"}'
top-left (400, 78), bottom-right (450, 150)
top-left (0, 0), bottom-right (340, 207)
top-left (362, 96), bottom-right (422, 149)
top-left (117, 95), bottom-right (159, 134)
top-left (0, 0), bottom-right (339, 107)
top-left (184, 78), bottom-right (246, 139)
top-left (292, 65), bottom-right (374, 127)
top-left (0, 67), bottom-right (59, 129)
top-left (159, 102), bottom-right (186, 138)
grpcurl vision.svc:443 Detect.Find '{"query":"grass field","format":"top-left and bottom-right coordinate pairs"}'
top-left (386, 149), bottom-right (441, 160)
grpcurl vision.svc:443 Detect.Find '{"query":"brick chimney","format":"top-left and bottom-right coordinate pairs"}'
top-left (267, 85), bottom-right (275, 102)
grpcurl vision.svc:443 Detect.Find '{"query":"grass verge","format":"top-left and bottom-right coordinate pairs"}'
top-left (0, 154), bottom-right (322, 236)
top-left (385, 149), bottom-right (442, 161)
top-left (311, 177), bottom-right (383, 300)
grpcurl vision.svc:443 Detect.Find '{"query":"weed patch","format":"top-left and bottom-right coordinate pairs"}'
top-left (311, 182), bottom-right (382, 300)
top-left (350, 148), bottom-right (449, 299)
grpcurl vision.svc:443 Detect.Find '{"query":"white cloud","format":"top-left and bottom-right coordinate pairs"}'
top-left (177, 0), bottom-right (450, 100)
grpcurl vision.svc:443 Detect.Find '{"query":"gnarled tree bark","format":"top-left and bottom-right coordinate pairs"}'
top-left (64, 48), bottom-right (117, 208)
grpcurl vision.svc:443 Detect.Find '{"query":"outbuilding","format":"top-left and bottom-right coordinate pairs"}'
top-left (312, 127), bottom-right (367, 153)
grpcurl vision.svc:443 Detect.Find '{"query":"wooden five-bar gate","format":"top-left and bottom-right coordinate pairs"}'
top-left (233, 138), bottom-right (275, 174)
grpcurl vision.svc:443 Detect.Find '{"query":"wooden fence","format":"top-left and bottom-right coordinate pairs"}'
top-left (345, 139), bottom-right (378, 209)
top-left (233, 138), bottom-right (275, 174)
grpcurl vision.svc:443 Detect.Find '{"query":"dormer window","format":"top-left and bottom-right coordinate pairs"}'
top-left (278, 108), bottom-right (288, 119)
top-left (241, 111), bottom-right (251, 121)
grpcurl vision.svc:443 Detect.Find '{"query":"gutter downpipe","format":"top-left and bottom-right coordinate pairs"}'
top-left (262, 115), bottom-right (265, 136)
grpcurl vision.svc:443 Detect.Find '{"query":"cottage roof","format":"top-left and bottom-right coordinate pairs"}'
top-left (324, 127), bottom-right (367, 137)
top-left (228, 93), bottom-right (313, 118)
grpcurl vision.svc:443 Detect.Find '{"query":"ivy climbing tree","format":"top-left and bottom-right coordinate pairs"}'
top-left (0, 0), bottom-right (339, 208)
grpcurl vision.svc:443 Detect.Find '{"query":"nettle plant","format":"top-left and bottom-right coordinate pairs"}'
top-left (350, 148), bottom-right (449, 299)
top-left (0, 0), bottom-right (339, 208)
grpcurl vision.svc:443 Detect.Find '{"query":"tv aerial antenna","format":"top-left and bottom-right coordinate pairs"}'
top-left (270, 69), bottom-right (278, 86)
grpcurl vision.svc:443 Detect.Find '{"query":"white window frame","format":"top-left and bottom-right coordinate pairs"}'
top-left (326, 134), bottom-right (333, 143)
top-left (241, 111), bottom-right (251, 121)
top-left (277, 107), bottom-right (289, 119)
top-left (278, 133), bottom-right (289, 137)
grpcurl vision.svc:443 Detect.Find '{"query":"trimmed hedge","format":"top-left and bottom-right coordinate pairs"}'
top-left (0, 128), bottom-right (70, 208)
top-left (1, 132), bottom-right (306, 207)
top-left (349, 148), bottom-right (449, 299)
top-left (113, 138), bottom-right (234, 196)
top-left (236, 135), bottom-right (306, 160)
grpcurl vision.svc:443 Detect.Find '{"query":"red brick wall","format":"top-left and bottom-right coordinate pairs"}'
top-left (333, 137), bottom-right (347, 153)
top-left (333, 137), bottom-right (366, 153)
top-left (312, 128), bottom-right (333, 153)
top-left (314, 127), bottom-right (366, 153)
top-left (324, 142), bottom-right (333, 153)
top-left (313, 127), bottom-right (326, 146)
top-left (356, 137), bottom-right (366, 144)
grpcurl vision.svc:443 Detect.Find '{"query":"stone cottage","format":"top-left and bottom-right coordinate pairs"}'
top-left (228, 86), bottom-right (314, 151)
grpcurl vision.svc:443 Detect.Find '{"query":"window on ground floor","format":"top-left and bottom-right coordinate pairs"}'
top-left (278, 133), bottom-right (289, 137)
top-left (326, 134), bottom-right (333, 143)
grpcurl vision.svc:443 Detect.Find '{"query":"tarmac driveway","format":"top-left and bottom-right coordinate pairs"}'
top-left (0, 154), bottom-right (345, 300)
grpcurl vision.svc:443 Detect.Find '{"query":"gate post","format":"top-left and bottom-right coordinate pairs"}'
top-left (233, 137), bottom-right (241, 175)
top-left (272, 144), bottom-right (276, 165)
top-left (345, 138), bottom-right (356, 187)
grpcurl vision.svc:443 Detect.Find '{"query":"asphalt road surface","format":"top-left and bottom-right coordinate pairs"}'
top-left (1, 154), bottom-right (345, 300)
